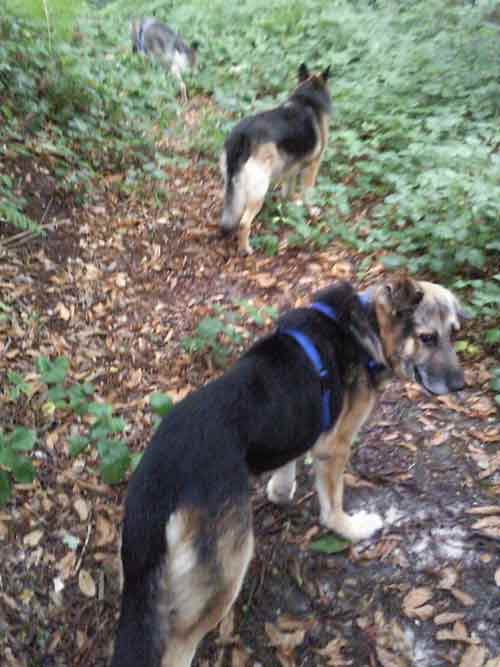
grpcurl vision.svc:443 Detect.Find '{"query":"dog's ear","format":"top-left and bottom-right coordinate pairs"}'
top-left (298, 63), bottom-right (310, 82)
top-left (454, 297), bottom-right (472, 322)
top-left (347, 298), bottom-right (386, 367)
top-left (321, 66), bottom-right (331, 82)
top-left (382, 276), bottom-right (423, 317)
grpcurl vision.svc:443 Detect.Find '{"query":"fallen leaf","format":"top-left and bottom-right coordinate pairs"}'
top-left (265, 622), bottom-right (305, 652)
top-left (436, 629), bottom-right (479, 644)
top-left (55, 302), bottom-right (71, 321)
top-left (74, 497), bottom-right (89, 522)
top-left (438, 395), bottom-right (467, 413)
top-left (469, 396), bottom-right (496, 418)
top-left (231, 646), bottom-right (248, 667)
top-left (0, 520), bottom-right (8, 540)
top-left (317, 637), bottom-right (349, 666)
top-left (437, 567), bottom-right (458, 590)
top-left (56, 551), bottom-right (77, 580)
top-left (451, 588), bottom-right (476, 607)
top-left (23, 529), bottom-right (43, 548)
top-left (255, 273), bottom-right (277, 289)
top-left (471, 516), bottom-right (500, 539)
top-left (459, 645), bottom-right (487, 667)
top-left (78, 569), bottom-right (96, 598)
top-left (495, 568), bottom-right (500, 588)
top-left (434, 612), bottom-right (465, 625)
top-left (402, 587), bottom-right (434, 619)
top-left (429, 431), bottom-right (449, 447)
top-left (115, 273), bottom-right (127, 288)
top-left (95, 514), bottom-right (115, 547)
top-left (466, 506), bottom-right (500, 516)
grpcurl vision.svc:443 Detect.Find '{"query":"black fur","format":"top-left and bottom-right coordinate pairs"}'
top-left (223, 66), bottom-right (332, 189)
top-left (112, 282), bottom-right (377, 666)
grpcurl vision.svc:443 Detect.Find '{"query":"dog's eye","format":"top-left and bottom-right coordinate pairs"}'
top-left (419, 333), bottom-right (437, 345)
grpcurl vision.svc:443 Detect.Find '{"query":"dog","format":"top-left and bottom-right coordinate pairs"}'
top-left (111, 276), bottom-right (467, 667)
top-left (220, 63), bottom-right (332, 255)
top-left (131, 18), bottom-right (198, 102)
top-left (267, 276), bottom-right (467, 540)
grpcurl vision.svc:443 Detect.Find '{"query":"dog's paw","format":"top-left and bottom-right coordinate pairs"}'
top-left (322, 511), bottom-right (383, 542)
top-left (239, 244), bottom-right (254, 256)
top-left (266, 477), bottom-right (296, 505)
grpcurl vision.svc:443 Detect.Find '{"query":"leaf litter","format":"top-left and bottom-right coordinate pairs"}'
top-left (1, 98), bottom-right (499, 667)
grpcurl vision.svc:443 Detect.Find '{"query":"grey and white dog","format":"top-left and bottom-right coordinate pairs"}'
top-left (131, 18), bottom-right (198, 102)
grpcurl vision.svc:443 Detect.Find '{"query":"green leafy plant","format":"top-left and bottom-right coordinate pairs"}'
top-left (149, 392), bottom-right (175, 432)
top-left (182, 312), bottom-right (244, 368)
top-left (490, 368), bottom-right (500, 407)
top-left (309, 534), bottom-right (351, 554)
top-left (0, 427), bottom-right (37, 505)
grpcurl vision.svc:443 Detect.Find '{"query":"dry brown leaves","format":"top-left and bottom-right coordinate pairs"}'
top-left (402, 586), bottom-right (435, 621)
top-left (264, 615), bottom-right (310, 667)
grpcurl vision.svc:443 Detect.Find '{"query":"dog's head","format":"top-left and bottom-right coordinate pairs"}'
top-left (373, 276), bottom-right (468, 395)
top-left (294, 63), bottom-right (332, 114)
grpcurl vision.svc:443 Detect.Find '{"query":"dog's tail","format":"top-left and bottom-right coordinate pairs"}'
top-left (220, 132), bottom-right (251, 232)
top-left (110, 569), bottom-right (162, 667)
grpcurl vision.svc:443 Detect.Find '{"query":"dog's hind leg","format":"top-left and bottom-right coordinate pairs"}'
top-left (160, 506), bottom-right (254, 666)
top-left (237, 152), bottom-right (273, 254)
top-left (313, 381), bottom-right (383, 542)
top-left (267, 460), bottom-right (297, 504)
top-left (238, 201), bottom-right (264, 255)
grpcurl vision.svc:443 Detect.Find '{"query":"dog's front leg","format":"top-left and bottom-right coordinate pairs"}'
top-left (313, 435), bottom-right (382, 542)
top-left (267, 460), bottom-right (297, 504)
top-left (295, 157), bottom-right (322, 216)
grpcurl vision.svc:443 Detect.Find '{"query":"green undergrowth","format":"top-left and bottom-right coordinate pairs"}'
top-left (0, 6), bottom-right (180, 234)
top-left (3, 0), bottom-right (498, 325)
top-left (1, 355), bottom-right (175, 502)
top-left (97, 0), bottom-right (499, 320)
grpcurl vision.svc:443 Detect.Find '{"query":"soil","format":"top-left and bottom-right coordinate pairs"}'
top-left (1, 97), bottom-right (499, 667)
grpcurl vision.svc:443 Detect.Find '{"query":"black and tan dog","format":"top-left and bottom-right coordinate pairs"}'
top-left (220, 63), bottom-right (332, 254)
top-left (111, 277), bottom-right (467, 666)
top-left (267, 277), bottom-right (467, 542)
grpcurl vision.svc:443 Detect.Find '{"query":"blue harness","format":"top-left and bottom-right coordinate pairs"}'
top-left (279, 296), bottom-right (381, 433)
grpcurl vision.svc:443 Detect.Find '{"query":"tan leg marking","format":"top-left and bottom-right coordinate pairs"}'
top-left (238, 201), bottom-right (264, 255)
top-left (313, 377), bottom-right (381, 542)
top-left (160, 507), bottom-right (254, 667)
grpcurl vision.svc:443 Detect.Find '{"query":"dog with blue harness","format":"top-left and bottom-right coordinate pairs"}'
top-left (112, 276), bottom-right (468, 666)
top-left (111, 281), bottom-right (386, 667)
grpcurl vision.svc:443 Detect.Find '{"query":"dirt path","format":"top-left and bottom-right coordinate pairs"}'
top-left (1, 102), bottom-right (499, 667)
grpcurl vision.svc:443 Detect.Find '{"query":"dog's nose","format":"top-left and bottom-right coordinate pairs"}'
top-left (448, 368), bottom-right (465, 392)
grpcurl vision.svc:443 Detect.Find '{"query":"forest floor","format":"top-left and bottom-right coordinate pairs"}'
top-left (1, 96), bottom-right (499, 667)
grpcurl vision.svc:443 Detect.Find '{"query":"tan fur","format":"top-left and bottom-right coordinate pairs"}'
top-left (313, 373), bottom-right (377, 541)
top-left (157, 506), bottom-right (253, 667)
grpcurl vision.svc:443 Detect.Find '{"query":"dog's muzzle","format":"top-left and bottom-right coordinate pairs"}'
top-left (414, 365), bottom-right (465, 395)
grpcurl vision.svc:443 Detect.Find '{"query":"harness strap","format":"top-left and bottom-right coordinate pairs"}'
top-left (279, 293), bottom-right (384, 434)
top-left (278, 328), bottom-right (333, 433)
